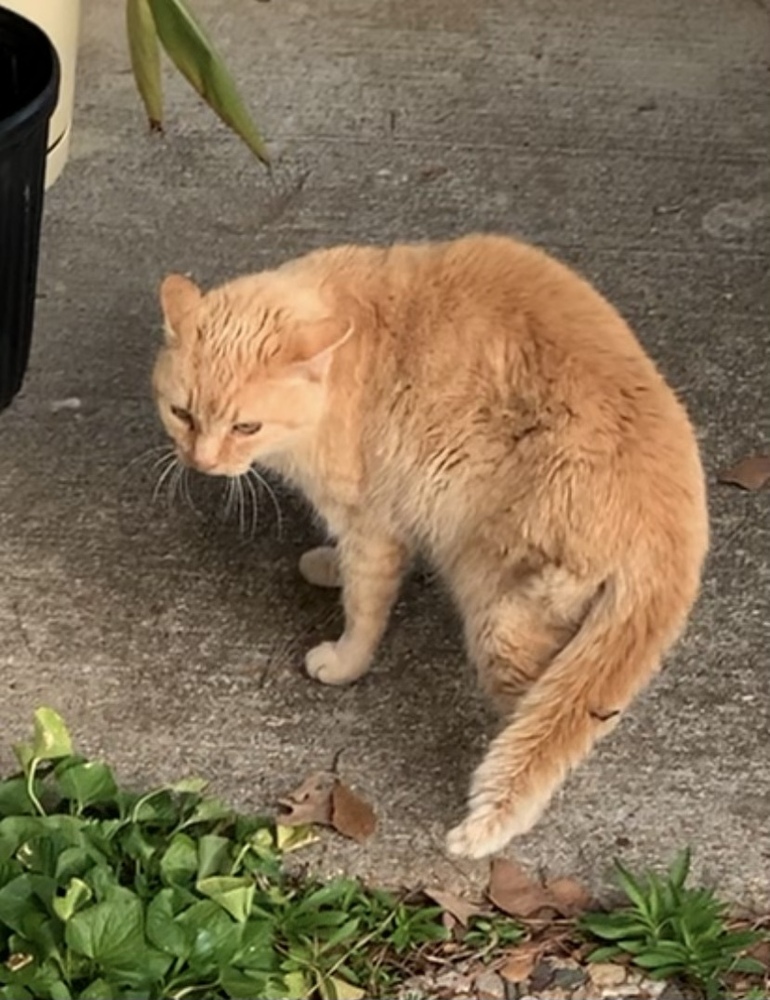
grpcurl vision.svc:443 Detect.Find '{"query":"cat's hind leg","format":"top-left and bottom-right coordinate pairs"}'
top-left (447, 571), bottom-right (673, 858)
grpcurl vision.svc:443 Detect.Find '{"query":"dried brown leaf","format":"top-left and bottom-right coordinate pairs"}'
top-left (424, 888), bottom-right (484, 928)
top-left (547, 876), bottom-right (593, 917)
top-left (499, 943), bottom-right (541, 983)
top-left (330, 780), bottom-right (377, 842)
top-left (487, 857), bottom-right (553, 918)
top-left (276, 771), bottom-right (335, 826)
top-left (718, 454), bottom-right (770, 491)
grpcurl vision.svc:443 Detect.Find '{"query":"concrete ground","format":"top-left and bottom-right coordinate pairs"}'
top-left (1, 0), bottom-right (769, 907)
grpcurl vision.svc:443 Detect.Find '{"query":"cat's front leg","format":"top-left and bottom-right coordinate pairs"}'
top-left (305, 529), bottom-right (407, 686)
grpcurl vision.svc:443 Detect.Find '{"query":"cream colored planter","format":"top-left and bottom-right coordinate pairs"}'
top-left (2, 0), bottom-right (81, 188)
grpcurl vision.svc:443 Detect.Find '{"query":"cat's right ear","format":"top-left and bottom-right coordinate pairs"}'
top-left (159, 274), bottom-right (202, 344)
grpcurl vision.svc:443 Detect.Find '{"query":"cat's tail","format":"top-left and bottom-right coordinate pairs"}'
top-left (446, 564), bottom-right (699, 859)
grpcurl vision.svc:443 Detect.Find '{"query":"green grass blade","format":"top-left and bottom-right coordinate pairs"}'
top-left (147, 0), bottom-right (269, 164)
top-left (126, 0), bottom-right (164, 130)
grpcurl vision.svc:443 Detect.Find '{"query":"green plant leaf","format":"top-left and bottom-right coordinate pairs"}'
top-left (634, 950), bottom-right (689, 969)
top-left (668, 847), bottom-right (691, 890)
top-left (731, 956), bottom-right (766, 974)
top-left (56, 761), bottom-right (118, 812)
top-left (197, 833), bottom-right (231, 879)
top-left (580, 913), bottom-right (651, 940)
top-left (586, 944), bottom-right (622, 962)
top-left (126, 0), bottom-right (164, 129)
top-left (146, 889), bottom-right (192, 958)
top-left (79, 980), bottom-right (114, 1000)
top-left (160, 832), bottom-right (198, 886)
top-left (146, 0), bottom-right (269, 164)
top-left (178, 796), bottom-right (232, 830)
top-left (197, 875), bottom-right (255, 923)
top-left (64, 885), bottom-right (145, 966)
top-left (31, 709), bottom-right (73, 762)
top-left (613, 860), bottom-right (651, 917)
top-left (0, 779), bottom-right (39, 819)
top-left (177, 899), bottom-right (242, 973)
top-left (52, 877), bottom-right (92, 922)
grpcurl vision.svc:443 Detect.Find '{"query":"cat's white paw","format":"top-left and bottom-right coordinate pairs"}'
top-left (299, 547), bottom-right (342, 588)
top-left (446, 797), bottom-right (542, 859)
top-left (305, 641), bottom-right (370, 686)
top-left (445, 809), bottom-right (518, 859)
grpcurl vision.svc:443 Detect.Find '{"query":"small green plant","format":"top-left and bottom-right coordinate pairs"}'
top-left (580, 849), bottom-right (764, 999)
top-left (0, 708), bottom-right (511, 1000)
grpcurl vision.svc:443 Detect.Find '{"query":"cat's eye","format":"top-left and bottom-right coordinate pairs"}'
top-left (232, 421), bottom-right (263, 436)
top-left (170, 404), bottom-right (194, 428)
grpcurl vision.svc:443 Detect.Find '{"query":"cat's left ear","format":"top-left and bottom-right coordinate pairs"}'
top-left (287, 319), bottom-right (354, 383)
top-left (159, 273), bottom-right (202, 343)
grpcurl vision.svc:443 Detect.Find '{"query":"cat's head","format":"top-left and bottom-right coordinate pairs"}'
top-left (152, 270), bottom-right (350, 477)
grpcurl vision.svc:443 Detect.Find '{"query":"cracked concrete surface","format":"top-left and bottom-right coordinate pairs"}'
top-left (1, 0), bottom-right (769, 905)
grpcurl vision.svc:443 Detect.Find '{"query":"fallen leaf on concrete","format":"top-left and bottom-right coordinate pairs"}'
top-left (424, 888), bottom-right (484, 927)
top-left (718, 454), bottom-right (770, 491)
top-left (487, 860), bottom-right (592, 919)
top-left (487, 858), bottom-right (554, 918)
top-left (330, 780), bottom-right (377, 842)
top-left (277, 771), bottom-right (335, 826)
top-left (499, 943), bottom-right (541, 983)
top-left (547, 876), bottom-right (593, 917)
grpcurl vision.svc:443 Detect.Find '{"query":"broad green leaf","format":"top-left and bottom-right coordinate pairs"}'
top-left (197, 875), bottom-right (254, 922)
top-left (47, 982), bottom-right (72, 1000)
top-left (147, 0), bottom-right (269, 164)
top-left (233, 918), bottom-right (275, 970)
top-left (220, 968), bottom-right (274, 1000)
top-left (0, 779), bottom-right (38, 818)
top-left (56, 761), bottom-right (118, 811)
top-left (177, 899), bottom-right (241, 973)
top-left (197, 833), bottom-right (231, 879)
top-left (12, 744), bottom-right (34, 775)
top-left (0, 873), bottom-right (56, 938)
top-left (126, 0), bottom-right (164, 129)
top-left (178, 796), bottom-right (232, 830)
top-left (79, 980), bottom-right (114, 1000)
top-left (160, 832), bottom-right (198, 886)
top-left (31, 709), bottom-right (73, 761)
top-left (52, 878), bottom-right (92, 922)
top-left (65, 886), bottom-right (145, 967)
top-left (146, 889), bottom-right (192, 958)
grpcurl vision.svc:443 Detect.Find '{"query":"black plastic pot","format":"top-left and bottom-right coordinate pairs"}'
top-left (0, 6), bottom-right (59, 411)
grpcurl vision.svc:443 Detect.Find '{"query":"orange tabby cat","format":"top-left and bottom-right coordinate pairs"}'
top-left (152, 235), bottom-right (708, 858)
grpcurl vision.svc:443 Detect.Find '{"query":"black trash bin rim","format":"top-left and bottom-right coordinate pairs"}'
top-left (0, 6), bottom-right (60, 146)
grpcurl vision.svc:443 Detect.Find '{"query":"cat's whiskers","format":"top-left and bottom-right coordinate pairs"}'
top-left (247, 466), bottom-right (284, 540)
top-left (152, 453), bottom-right (179, 504)
top-left (243, 471), bottom-right (260, 539)
top-left (121, 443), bottom-right (175, 482)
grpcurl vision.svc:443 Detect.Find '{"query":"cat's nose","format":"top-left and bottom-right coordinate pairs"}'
top-left (192, 455), bottom-right (219, 473)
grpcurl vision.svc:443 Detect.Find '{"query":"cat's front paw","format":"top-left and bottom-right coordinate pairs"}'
top-left (445, 797), bottom-right (543, 859)
top-left (299, 547), bottom-right (341, 588)
top-left (305, 641), bottom-right (371, 686)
